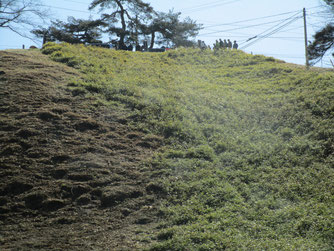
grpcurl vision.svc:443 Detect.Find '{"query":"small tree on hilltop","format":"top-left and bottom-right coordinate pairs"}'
top-left (167, 15), bottom-right (202, 47)
top-left (142, 9), bottom-right (202, 48)
top-left (138, 11), bottom-right (166, 49)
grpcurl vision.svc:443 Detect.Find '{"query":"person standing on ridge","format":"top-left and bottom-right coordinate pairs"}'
top-left (227, 39), bottom-right (232, 49)
top-left (223, 39), bottom-right (228, 49)
top-left (219, 39), bottom-right (224, 48)
top-left (214, 40), bottom-right (219, 50)
top-left (233, 40), bottom-right (238, 49)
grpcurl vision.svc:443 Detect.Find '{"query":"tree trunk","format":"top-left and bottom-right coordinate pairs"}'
top-left (42, 34), bottom-right (47, 44)
top-left (135, 15), bottom-right (139, 46)
top-left (116, 0), bottom-right (126, 49)
top-left (150, 31), bottom-right (155, 49)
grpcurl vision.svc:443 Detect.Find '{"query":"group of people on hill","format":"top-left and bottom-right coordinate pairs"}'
top-left (93, 39), bottom-right (238, 52)
top-left (213, 39), bottom-right (238, 50)
top-left (198, 39), bottom-right (238, 50)
top-left (116, 41), bottom-right (164, 52)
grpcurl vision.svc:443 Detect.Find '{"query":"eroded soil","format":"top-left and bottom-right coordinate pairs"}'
top-left (0, 50), bottom-right (165, 250)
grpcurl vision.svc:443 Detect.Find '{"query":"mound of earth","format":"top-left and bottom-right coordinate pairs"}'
top-left (0, 50), bottom-right (165, 250)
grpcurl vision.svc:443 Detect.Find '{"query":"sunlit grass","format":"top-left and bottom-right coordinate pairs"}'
top-left (43, 43), bottom-right (334, 250)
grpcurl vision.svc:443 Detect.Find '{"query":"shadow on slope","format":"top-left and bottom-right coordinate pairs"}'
top-left (0, 50), bottom-right (164, 250)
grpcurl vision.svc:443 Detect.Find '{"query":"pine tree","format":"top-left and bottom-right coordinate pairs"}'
top-left (32, 17), bottom-right (106, 44)
top-left (308, 0), bottom-right (334, 65)
top-left (89, 0), bottom-right (154, 49)
top-left (142, 10), bottom-right (202, 49)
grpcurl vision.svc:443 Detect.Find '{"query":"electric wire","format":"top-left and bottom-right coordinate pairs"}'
top-left (64, 0), bottom-right (92, 5)
top-left (239, 16), bottom-right (302, 49)
top-left (239, 14), bottom-right (302, 50)
top-left (203, 10), bottom-right (300, 29)
top-left (180, 0), bottom-right (235, 11)
top-left (41, 4), bottom-right (98, 14)
top-left (202, 5), bottom-right (323, 29)
top-left (249, 12), bottom-right (302, 38)
top-left (182, 0), bottom-right (242, 14)
top-left (200, 12), bottom-right (302, 36)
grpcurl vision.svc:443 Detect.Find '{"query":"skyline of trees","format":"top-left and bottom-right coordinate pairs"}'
top-left (30, 0), bottom-right (202, 49)
top-left (88, 0), bottom-right (202, 48)
top-left (2, 0), bottom-right (333, 64)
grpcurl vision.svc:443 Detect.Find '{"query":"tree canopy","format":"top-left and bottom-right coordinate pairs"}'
top-left (308, 0), bottom-right (334, 65)
top-left (29, 0), bottom-right (202, 49)
top-left (88, 0), bottom-right (201, 49)
top-left (143, 10), bottom-right (201, 48)
top-left (32, 17), bottom-right (106, 44)
top-left (89, 0), bottom-right (154, 49)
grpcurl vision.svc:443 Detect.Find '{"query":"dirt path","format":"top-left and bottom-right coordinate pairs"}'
top-left (0, 50), bottom-right (164, 250)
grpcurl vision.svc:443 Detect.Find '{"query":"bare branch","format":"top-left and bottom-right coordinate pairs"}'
top-left (0, 0), bottom-right (49, 39)
top-left (6, 24), bottom-right (40, 44)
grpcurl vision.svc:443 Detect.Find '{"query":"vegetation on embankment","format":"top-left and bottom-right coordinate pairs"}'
top-left (42, 42), bottom-right (334, 250)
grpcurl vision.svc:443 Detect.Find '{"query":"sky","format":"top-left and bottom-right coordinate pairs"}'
top-left (0, 0), bottom-right (333, 67)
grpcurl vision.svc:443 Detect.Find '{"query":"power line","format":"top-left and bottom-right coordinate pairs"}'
top-left (239, 13), bottom-right (302, 50)
top-left (278, 19), bottom-right (326, 34)
top-left (202, 5), bottom-right (323, 29)
top-left (44, 0), bottom-right (93, 5)
top-left (200, 14), bottom-right (302, 36)
top-left (278, 25), bottom-right (304, 33)
top-left (205, 19), bottom-right (303, 30)
top-left (203, 10), bottom-right (300, 29)
top-left (240, 16), bottom-right (302, 49)
top-left (200, 35), bottom-right (303, 40)
top-left (64, 0), bottom-right (92, 5)
top-left (182, 0), bottom-right (242, 14)
top-left (41, 4), bottom-right (98, 15)
top-left (249, 12), bottom-right (302, 39)
top-left (181, 0), bottom-right (234, 11)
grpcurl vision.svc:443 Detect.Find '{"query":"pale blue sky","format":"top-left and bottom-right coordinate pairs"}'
top-left (1, 0), bottom-right (332, 67)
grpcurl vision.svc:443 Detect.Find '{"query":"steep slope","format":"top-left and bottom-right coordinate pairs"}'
top-left (40, 43), bottom-right (334, 250)
top-left (0, 50), bottom-right (164, 250)
top-left (1, 44), bottom-right (334, 250)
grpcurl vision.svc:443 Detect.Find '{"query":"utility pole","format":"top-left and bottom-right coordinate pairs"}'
top-left (303, 8), bottom-right (310, 68)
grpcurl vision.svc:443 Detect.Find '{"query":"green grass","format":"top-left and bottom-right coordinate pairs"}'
top-left (43, 42), bottom-right (334, 250)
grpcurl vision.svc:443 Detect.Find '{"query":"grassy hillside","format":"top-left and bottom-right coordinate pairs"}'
top-left (42, 43), bottom-right (334, 250)
top-left (0, 50), bottom-right (165, 250)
